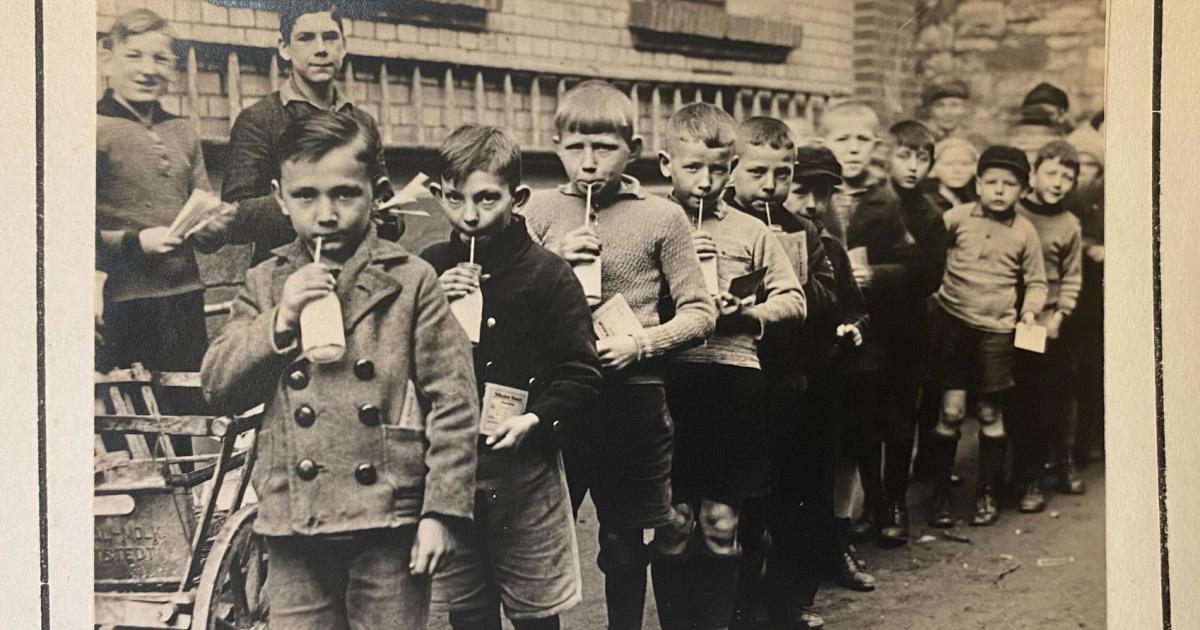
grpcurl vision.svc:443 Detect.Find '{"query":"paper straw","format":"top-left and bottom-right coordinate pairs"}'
top-left (697, 197), bottom-right (703, 230)
top-left (765, 202), bottom-right (773, 228)
top-left (584, 183), bottom-right (594, 227)
top-left (314, 236), bottom-right (323, 265)
top-left (469, 236), bottom-right (476, 265)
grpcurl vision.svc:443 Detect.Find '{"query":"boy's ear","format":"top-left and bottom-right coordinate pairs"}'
top-left (627, 135), bottom-right (644, 160)
top-left (277, 38), bottom-right (291, 63)
top-left (512, 185), bottom-right (532, 209)
top-left (730, 155), bottom-right (740, 173)
top-left (428, 181), bottom-right (443, 199)
top-left (551, 133), bottom-right (561, 146)
top-left (657, 151), bottom-right (671, 179)
top-left (271, 179), bottom-right (290, 216)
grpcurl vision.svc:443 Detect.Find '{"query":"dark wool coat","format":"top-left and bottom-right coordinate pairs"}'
top-left (201, 229), bottom-right (480, 536)
top-left (420, 215), bottom-right (601, 469)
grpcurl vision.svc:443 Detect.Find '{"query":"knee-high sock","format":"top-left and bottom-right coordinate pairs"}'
top-left (927, 432), bottom-right (960, 490)
top-left (650, 547), bottom-right (693, 630)
top-left (694, 547), bottom-right (743, 630)
top-left (884, 438), bottom-right (914, 506)
top-left (978, 434), bottom-right (1008, 493)
top-left (858, 443), bottom-right (884, 520)
top-left (598, 528), bottom-right (649, 630)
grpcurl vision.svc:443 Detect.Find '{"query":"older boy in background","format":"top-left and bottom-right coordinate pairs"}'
top-left (222, 1), bottom-right (398, 266)
top-left (523, 80), bottom-right (716, 630)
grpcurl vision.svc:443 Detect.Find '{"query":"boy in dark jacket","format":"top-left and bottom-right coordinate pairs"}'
top-left (420, 125), bottom-right (602, 630)
top-left (202, 111), bottom-right (480, 629)
top-left (222, 1), bottom-right (399, 265)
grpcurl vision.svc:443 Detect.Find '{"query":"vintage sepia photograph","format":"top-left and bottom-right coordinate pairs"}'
top-left (88, 0), bottom-right (1109, 628)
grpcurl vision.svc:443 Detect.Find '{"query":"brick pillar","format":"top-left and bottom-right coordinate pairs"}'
top-left (853, 0), bottom-right (921, 120)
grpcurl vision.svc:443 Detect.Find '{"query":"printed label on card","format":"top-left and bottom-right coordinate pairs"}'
top-left (1014, 322), bottom-right (1047, 354)
top-left (479, 383), bottom-right (529, 437)
top-left (592, 293), bottom-right (644, 340)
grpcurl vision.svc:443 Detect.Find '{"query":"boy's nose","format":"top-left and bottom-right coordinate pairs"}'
top-left (462, 204), bottom-right (479, 224)
top-left (580, 149), bottom-right (597, 171)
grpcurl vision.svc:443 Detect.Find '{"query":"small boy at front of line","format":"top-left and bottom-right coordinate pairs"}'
top-left (96, 9), bottom-right (235, 374)
top-left (522, 80), bottom-right (716, 630)
top-left (1010, 140), bottom-right (1084, 513)
top-left (420, 124), bottom-right (602, 630)
top-left (201, 111), bottom-right (480, 630)
top-left (925, 145), bottom-right (1048, 528)
top-left (922, 137), bottom-right (980, 212)
top-left (650, 103), bottom-right (806, 630)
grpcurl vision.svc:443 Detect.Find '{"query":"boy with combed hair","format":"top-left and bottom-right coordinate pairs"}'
top-left (722, 116), bottom-right (839, 629)
top-left (522, 79), bottom-right (716, 630)
top-left (926, 145), bottom-right (1048, 528)
top-left (421, 124), bottom-right (601, 630)
top-left (651, 104), bottom-right (806, 630)
top-left (1010, 140), bottom-right (1085, 512)
top-left (201, 111), bottom-right (480, 630)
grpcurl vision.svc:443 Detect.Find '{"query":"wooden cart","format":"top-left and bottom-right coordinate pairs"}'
top-left (93, 365), bottom-right (268, 630)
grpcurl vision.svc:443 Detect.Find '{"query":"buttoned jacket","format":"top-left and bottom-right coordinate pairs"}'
top-left (201, 230), bottom-right (480, 536)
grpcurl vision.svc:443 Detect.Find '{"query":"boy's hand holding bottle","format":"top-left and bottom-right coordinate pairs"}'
top-left (437, 265), bottom-right (483, 300)
top-left (692, 230), bottom-right (718, 257)
top-left (275, 262), bottom-right (337, 337)
top-left (559, 224), bottom-right (601, 263)
top-left (836, 323), bottom-right (864, 347)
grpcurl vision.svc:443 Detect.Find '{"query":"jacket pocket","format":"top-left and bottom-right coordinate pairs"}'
top-left (382, 425), bottom-right (429, 497)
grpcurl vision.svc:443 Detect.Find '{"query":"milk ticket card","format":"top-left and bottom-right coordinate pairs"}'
top-left (592, 293), bottom-right (644, 339)
top-left (479, 383), bottom-right (529, 436)
top-left (1014, 322), bottom-right (1047, 354)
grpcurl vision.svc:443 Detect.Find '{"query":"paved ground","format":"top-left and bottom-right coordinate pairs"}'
top-left (433, 424), bottom-right (1106, 629)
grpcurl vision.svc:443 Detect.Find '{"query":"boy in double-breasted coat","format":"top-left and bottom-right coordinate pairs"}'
top-left (201, 110), bottom-right (479, 630)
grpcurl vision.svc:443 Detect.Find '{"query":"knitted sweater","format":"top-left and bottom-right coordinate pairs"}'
top-left (96, 90), bottom-right (211, 302)
top-left (670, 197), bottom-right (806, 370)
top-left (1017, 195), bottom-right (1083, 317)
top-left (522, 176), bottom-right (716, 382)
top-left (937, 203), bottom-right (1048, 333)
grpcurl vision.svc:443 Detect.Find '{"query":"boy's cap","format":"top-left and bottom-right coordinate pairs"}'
top-left (1022, 82), bottom-right (1069, 112)
top-left (1013, 105), bottom-right (1062, 129)
top-left (921, 79), bottom-right (969, 107)
top-left (794, 145), bottom-right (843, 184)
top-left (977, 145), bottom-right (1030, 182)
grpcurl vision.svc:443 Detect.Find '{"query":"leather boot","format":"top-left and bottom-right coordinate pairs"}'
top-left (1056, 454), bottom-right (1087, 495)
top-left (925, 432), bottom-right (959, 528)
top-left (971, 435), bottom-right (1006, 526)
top-left (650, 547), bottom-right (694, 630)
top-left (1019, 479), bottom-right (1048, 513)
top-left (827, 518), bottom-right (875, 592)
top-left (878, 439), bottom-right (913, 547)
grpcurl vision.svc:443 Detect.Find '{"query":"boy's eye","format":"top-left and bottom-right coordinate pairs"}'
top-left (475, 192), bottom-right (502, 205)
top-left (323, 31), bottom-right (341, 42)
top-left (291, 188), bottom-right (318, 200)
top-left (445, 192), bottom-right (464, 205)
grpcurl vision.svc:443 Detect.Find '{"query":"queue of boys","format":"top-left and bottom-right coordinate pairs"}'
top-left (96, 5), bottom-right (1105, 630)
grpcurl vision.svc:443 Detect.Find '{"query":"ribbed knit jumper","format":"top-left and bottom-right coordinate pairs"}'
top-left (669, 196), bottom-right (806, 370)
top-left (522, 176), bottom-right (716, 383)
top-left (96, 90), bottom-right (210, 302)
top-left (937, 202), bottom-right (1048, 333)
top-left (1017, 195), bottom-right (1083, 317)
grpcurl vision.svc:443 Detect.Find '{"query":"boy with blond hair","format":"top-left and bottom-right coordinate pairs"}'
top-left (522, 80), bottom-right (716, 630)
top-left (651, 103), bottom-right (805, 630)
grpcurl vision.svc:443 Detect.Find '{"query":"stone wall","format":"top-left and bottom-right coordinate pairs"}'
top-left (850, 0), bottom-right (1105, 139)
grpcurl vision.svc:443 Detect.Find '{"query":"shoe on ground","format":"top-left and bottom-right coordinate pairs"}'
top-left (928, 489), bottom-right (955, 528)
top-left (766, 600), bottom-right (825, 630)
top-left (849, 514), bottom-right (878, 543)
top-left (970, 492), bottom-right (999, 526)
top-left (1019, 481), bottom-right (1047, 513)
top-left (877, 502), bottom-right (910, 548)
top-left (797, 608), bottom-right (825, 629)
top-left (827, 546), bottom-right (876, 592)
top-left (1057, 459), bottom-right (1088, 495)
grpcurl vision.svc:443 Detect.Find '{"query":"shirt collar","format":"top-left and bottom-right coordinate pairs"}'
top-left (280, 76), bottom-right (353, 112)
top-left (556, 174), bottom-right (647, 201)
top-left (969, 202), bottom-right (1017, 226)
top-left (96, 89), bottom-right (178, 125)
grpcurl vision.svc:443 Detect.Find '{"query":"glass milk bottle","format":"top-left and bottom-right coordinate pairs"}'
top-left (576, 184), bottom-right (602, 306)
top-left (450, 262), bottom-right (483, 343)
top-left (300, 238), bottom-right (346, 363)
top-left (695, 200), bottom-right (719, 296)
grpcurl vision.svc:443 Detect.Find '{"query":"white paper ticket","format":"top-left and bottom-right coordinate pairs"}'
top-left (479, 383), bottom-right (529, 437)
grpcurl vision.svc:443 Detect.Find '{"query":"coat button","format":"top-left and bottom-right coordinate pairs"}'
top-left (355, 463), bottom-right (378, 485)
top-left (354, 359), bottom-right (375, 380)
top-left (486, 317), bottom-right (497, 329)
top-left (294, 404), bottom-right (316, 428)
top-left (296, 459), bottom-right (319, 480)
top-left (528, 377), bottom-right (537, 387)
top-left (286, 366), bottom-right (310, 390)
top-left (552, 419), bottom-right (562, 432)
top-left (485, 361), bottom-right (494, 368)
top-left (358, 403), bottom-right (382, 426)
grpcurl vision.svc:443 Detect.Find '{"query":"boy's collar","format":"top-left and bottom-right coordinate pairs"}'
top-left (969, 202), bottom-right (1017, 226)
top-left (556, 174), bottom-right (646, 202)
top-left (97, 89), bottom-right (177, 125)
top-left (280, 77), bottom-right (354, 112)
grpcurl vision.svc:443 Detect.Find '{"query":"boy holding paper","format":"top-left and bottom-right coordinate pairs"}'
top-left (522, 80), bottom-right (715, 629)
top-left (1010, 140), bottom-right (1085, 511)
top-left (201, 111), bottom-right (480, 630)
top-left (926, 145), bottom-right (1047, 528)
top-left (650, 104), bottom-right (805, 630)
top-left (95, 9), bottom-right (235, 372)
top-left (419, 124), bottom-right (601, 630)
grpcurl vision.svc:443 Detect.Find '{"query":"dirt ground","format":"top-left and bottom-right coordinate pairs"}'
top-left (432, 423), bottom-right (1106, 630)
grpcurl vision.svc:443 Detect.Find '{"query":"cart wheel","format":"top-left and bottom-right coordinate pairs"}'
top-left (192, 505), bottom-right (268, 630)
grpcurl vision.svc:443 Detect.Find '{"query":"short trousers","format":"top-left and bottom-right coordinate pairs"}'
top-left (664, 363), bottom-right (770, 505)
top-left (563, 382), bottom-right (674, 530)
top-left (929, 304), bottom-right (1016, 394)
top-left (264, 528), bottom-right (430, 630)
top-left (839, 369), bottom-right (916, 452)
top-left (433, 452), bottom-right (582, 620)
